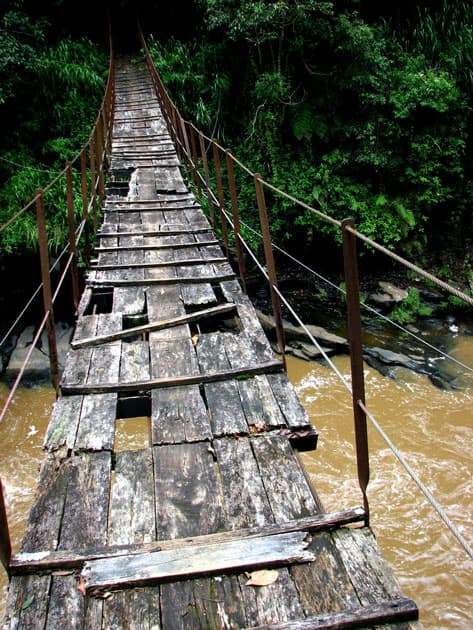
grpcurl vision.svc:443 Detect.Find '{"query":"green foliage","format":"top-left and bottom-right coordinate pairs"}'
top-left (390, 288), bottom-right (433, 325)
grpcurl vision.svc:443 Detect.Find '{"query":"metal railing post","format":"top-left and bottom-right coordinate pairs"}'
top-left (189, 124), bottom-right (201, 197)
top-left (198, 131), bottom-right (214, 225)
top-left (0, 478), bottom-right (11, 575)
top-left (341, 218), bottom-right (370, 524)
top-left (35, 189), bottom-right (60, 391)
top-left (65, 163), bottom-right (80, 311)
top-left (80, 148), bottom-right (91, 265)
top-left (254, 174), bottom-right (285, 362)
top-left (89, 136), bottom-right (98, 234)
top-left (213, 141), bottom-right (229, 256)
top-left (225, 150), bottom-right (246, 293)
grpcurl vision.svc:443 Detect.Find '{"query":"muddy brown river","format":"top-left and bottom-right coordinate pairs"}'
top-left (0, 339), bottom-right (472, 627)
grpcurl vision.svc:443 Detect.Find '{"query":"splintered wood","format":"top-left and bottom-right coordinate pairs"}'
top-left (1, 60), bottom-right (420, 630)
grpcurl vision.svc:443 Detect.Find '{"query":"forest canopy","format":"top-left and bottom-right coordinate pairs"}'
top-left (1, 0), bottom-right (473, 263)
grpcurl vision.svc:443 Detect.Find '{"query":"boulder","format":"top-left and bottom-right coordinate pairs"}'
top-left (4, 322), bottom-right (73, 386)
top-left (257, 310), bottom-right (347, 349)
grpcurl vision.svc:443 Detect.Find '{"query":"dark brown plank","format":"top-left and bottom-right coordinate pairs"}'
top-left (46, 575), bottom-right (84, 630)
top-left (153, 442), bottom-right (225, 539)
top-left (240, 568), bottom-right (304, 627)
top-left (21, 457), bottom-right (69, 552)
top-left (2, 575), bottom-right (51, 629)
top-left (246, 598), bottom-right (419, 629)
top-left (101, 587), bottom-right (161, 629)
top-left (108, 449), bottom-right (156, 546)
top-left (58, 451), bottom-right (111, 551)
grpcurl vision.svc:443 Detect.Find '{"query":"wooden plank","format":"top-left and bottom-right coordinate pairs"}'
top-left (74, 393), bottom-right (117, 451)
top-left (150, 336), bottom-right (198, 379)
top-left (91, 256), bottom-right (227, 271)
top-left (267, 373), bottom-right (311, 431)
top-left (251, 434), bottom-right (319, 522)
top-left (10, 508), bottom-right (366, 573)
top-left (44, 395), bottom-right (83, 451)
top-left (95, 239), bottom-right (219, 252)
top-left (239, 568), bottom-right (304, 627)
top-left (61, 359), bottom-right (285, 396)
top-left (46, 575), bottom-right (84, 629)
top-left (71, 304), bottom-right (237, 349)
top-left (58, 451), bottom-right (111, 551)
top-left (214, 437), bottom-right (273, 528)
top-left (146, 285), bottom-right (185, 320)
top-left (153, 442), bottom-right (225, 539)
top-left (81, 531), bottom-right (314, 592)
top-left (62, 315), bottom-right (97, 386)
top-left (160, 581), bottom-right (197, 630)
top-left (97, 227), bottom-right (213, 237)
top-left (112, 286), bottom-right (146, 315)
top-left (2, 575), bottom-right (51, 629)
top-left (151, 385), bottom-right (212, 444)
top-left (291, 531), bottom-right (360, 616)
top-left (246, 598), bottom-right (419, 629)
top-left (120, 340), bottom-right (150, 382)
top-left (88, 273), bottom-right (235, 288)
top-left (190, 576), bottom-right (249, 630)
top-left (101, 587), bottom-right (161, 629)
top-left (108, 449), bottom-right (156, 545)
top-left (20, 458), bottom-right (69, 552)
top-left (181, 283), bottom-right (217, 306)
top-left (196, 333), bottom-right (248, 435)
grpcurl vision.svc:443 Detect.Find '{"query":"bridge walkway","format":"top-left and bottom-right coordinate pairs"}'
top-left (2, 60), bottom-right (419, 629)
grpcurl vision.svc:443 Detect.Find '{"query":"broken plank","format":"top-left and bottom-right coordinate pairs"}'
top-left (251, 434), bottom-right (320, 522)
top-left (246, 598), bottom-right (419, 630)
top-left (112, 286), bottom-right (146, 315)
top-left (43, 395), bottom-right (83, 451)
top-left (2, 575), bottom-right (51, 629)
top-left (81, 531), bottom-right (314, 592)
top-left (151, 385), bottom-right (212, 445)
top-left (61, 359), bottom-right (285, 395)
top-left (10, 508), bottom-right (365, 573)
top-left (71, 304), bottom-right (237, 349)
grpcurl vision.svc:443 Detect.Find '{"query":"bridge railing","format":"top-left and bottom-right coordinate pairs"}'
top-left (0, 25), bottom-right (115, 574)
top-left (140, 27), bottom-right (473, 533)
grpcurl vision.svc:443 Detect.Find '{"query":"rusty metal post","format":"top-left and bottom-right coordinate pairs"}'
top-left (65, 163), bottom-right (80, 311)
top-left (95, 118), bottom-right (105, 205)
top-left (198, 131), bottom-right (215, 226)
top-left (341, 218), bottom-right (370, 524)
top-left (80, 148), bottom-right (91, 265)
top-left (89, 136), bottom-right (98, 234)
top-left (225, 150), bottom-right (247, 293)
top-left (254, 174), bottom-right (285, 362)
top-left (189, 124), bottom-right (201, 197)
top-left (213, 141), bottom-right (229, 256)
top-left (35, 189), bottom-right (60, 391)
top-left (180, 118), bottom-right (193, 177)
top-left (0, 478), bottom-right (11, 574)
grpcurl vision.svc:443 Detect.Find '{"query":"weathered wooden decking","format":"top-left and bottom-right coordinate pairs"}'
top-left (2, 61), bottom-right (419, 629)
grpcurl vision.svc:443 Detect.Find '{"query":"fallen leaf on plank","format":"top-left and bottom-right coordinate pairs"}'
top-left (245, 569), bottom-right (278, 587)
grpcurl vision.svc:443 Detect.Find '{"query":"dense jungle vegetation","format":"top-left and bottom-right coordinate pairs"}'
top-left (1, 0), bottom-right (473, 281)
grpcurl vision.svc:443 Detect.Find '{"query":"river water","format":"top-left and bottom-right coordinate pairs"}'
top-left (0, 341), bottom-right (472, 627)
